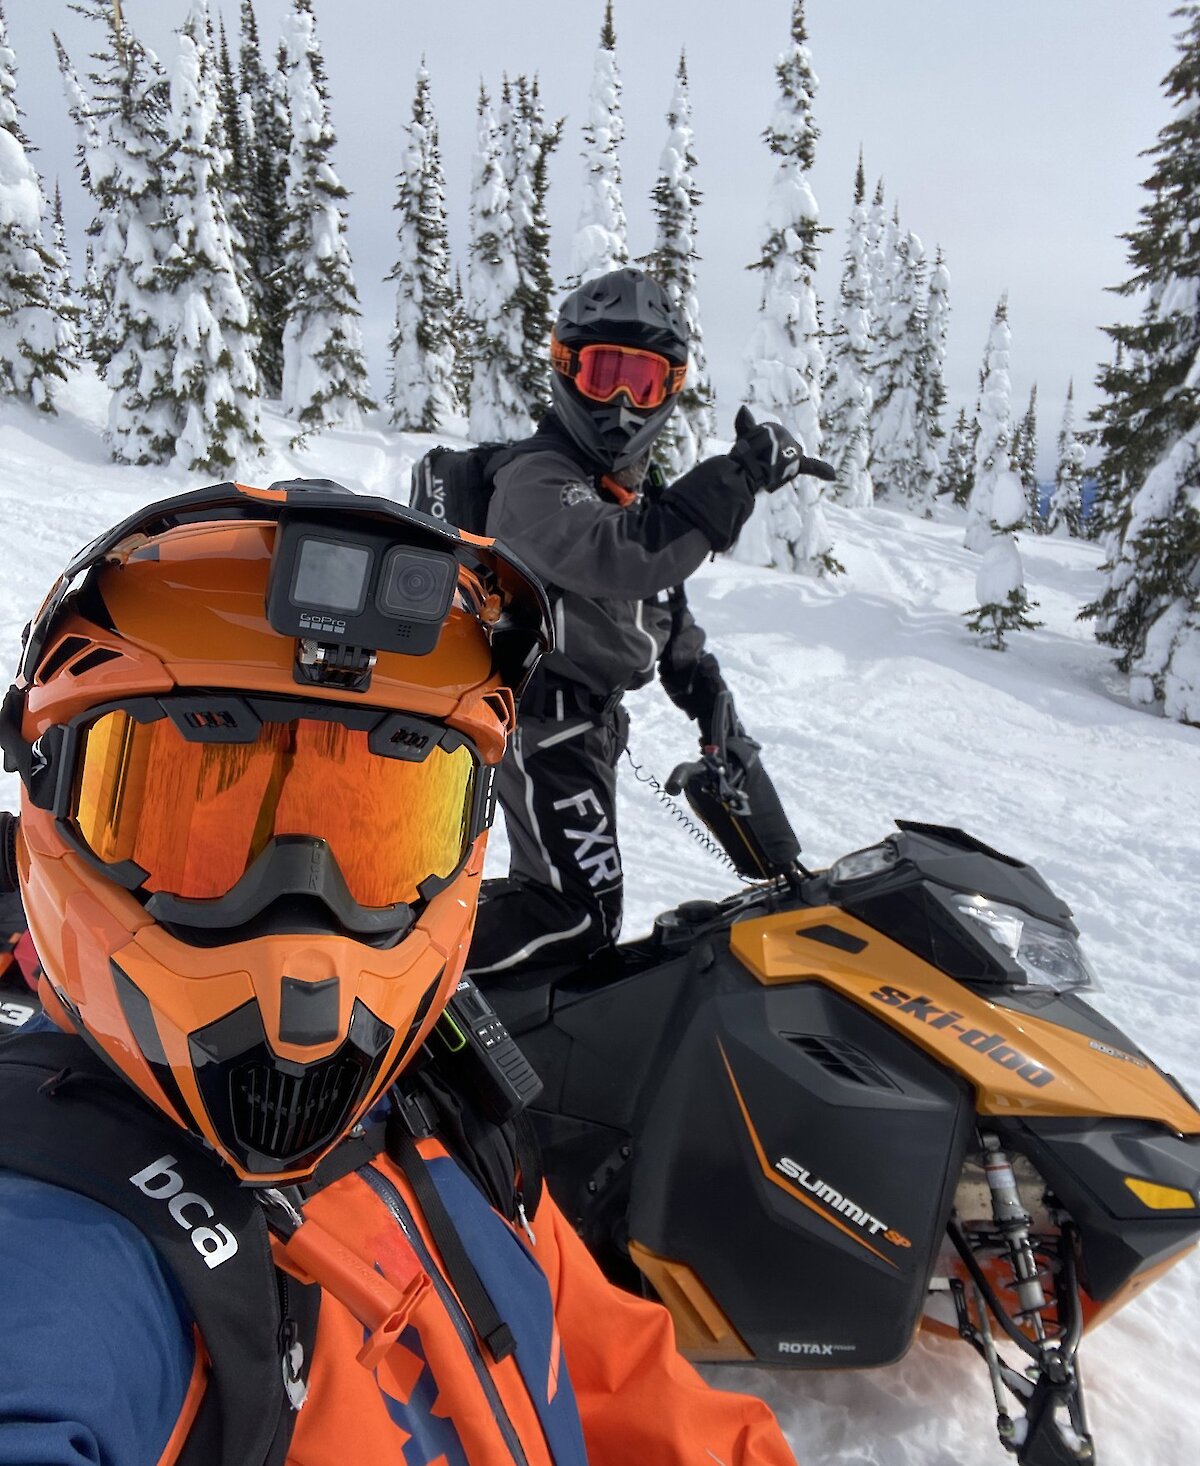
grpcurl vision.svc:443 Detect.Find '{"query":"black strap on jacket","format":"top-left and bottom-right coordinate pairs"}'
top-left (0, 1028), bottom-right (320, 1466)
top-left (387, 1121), bottom-right (517, 1363)
top-left (0, 1028), bottom-right (546, 1461)
top-left (383, 1056), bottom-right (546, 1363)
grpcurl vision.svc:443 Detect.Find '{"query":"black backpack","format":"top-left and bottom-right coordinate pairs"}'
top-left (408, 437), bottom-right (546, 534)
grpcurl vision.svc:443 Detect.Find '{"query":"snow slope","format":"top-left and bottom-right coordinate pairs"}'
top-left (1, 379), bottom-right (1197, 1466)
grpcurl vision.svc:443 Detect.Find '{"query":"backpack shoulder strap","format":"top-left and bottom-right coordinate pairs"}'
top-left (0, 1030), bottom-right (318, 1466)
top-left (482, 433), bottom-right (559, 485)
top-left (397, 1061), bottom-right (543, 1228)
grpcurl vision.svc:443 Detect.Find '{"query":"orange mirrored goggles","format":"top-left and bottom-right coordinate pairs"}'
top-left (550, 333), bottom-right (687, 409)
top-left (58, 695), bottom-right (490, 923)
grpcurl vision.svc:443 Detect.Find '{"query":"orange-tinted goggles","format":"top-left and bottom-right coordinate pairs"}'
top-left (65, 698), bottom-right (483, 912)
top-left (551, 334), bottom-right (687, 409)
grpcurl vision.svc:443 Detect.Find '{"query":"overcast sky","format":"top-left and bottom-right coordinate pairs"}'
top-left (5, 0), bottom-right (1183, 475)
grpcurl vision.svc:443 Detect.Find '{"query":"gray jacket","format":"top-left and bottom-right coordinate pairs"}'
top-left (487, 444), bottom-right (714, 701)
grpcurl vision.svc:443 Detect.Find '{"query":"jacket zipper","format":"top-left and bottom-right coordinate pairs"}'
top-left (358, 1163), bottom-right (531, 1466)
top-left (276, 1271), bottom-right (308, 1410)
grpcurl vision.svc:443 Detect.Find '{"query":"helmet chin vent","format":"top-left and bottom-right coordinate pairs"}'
top-left (190, 996), bottom-right (395, 1175)
top-left (232, 1051), bottom-right (360, 1163)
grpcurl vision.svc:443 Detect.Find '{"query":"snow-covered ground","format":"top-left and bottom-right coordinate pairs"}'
top-left (1, 378), bottom-right (1197, 1466)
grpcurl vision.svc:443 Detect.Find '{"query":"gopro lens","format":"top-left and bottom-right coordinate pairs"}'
top-left (377, 547), bottom-right (456, 622)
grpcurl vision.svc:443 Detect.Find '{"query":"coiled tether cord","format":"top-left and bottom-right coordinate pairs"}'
top-left (622, 745), bottom-right (749, 879)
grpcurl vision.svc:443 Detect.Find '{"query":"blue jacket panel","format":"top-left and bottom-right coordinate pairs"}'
top-left (0, 1172), bottom-right (194, 1466)
top-left (424, 1155), bottom-right (587, 1464)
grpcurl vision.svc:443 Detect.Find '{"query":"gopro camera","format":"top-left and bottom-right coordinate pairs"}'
top-left (267, 514), bottom-right (458, 657)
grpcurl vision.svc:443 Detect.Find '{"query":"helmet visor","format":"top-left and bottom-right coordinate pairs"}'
top-left (553, 336), bottom-right (687, 410)
top-left (71, 705), bottom-right (478, 909)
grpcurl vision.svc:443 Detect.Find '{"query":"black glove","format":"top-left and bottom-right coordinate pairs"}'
top-left (664, 692), bottom-right (801, 879)
top-left (729, 407), bottom-right (837, 493)
top-left (662, 650), bottom-right (726, 742)
top-left (729, 406), bottom-right (805, 492)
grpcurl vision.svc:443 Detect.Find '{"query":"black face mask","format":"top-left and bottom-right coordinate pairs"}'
top-left (550, 375), bottom-right (678, 474)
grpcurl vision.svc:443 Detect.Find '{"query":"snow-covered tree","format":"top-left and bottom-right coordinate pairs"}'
top-left (162, 1), bottom-right (262, 474)
top-left (47, 183), bottom-right (82, 375)
top-left (913, 245), bottom-right (950, 514)
top-left (965, 294), bottom-right (1015, 553)
top-left (449, 267), bottom-right (473, 415)
top-left (80, 243), bottom-right (101, 357)
top-left (238, 2), bottom-right (290, 394)
top-left (1082, 4), bottom-right (1200, 721)
top-left (647, 51), bottom-right (714, 478)
top-left (279, 0), bottom-right (374, 439)
top-left (466, 84), bottom-right (528, 442)
top-left (1086, 340), bottom-right (1129, 543)
top-left (56, 5), bottom-right (179, 461)
top-left (1122, 428), bottom-right (1200, 720)
top-left (0, 8), bottom-right (76, 413)
top-left (1047, 381), bottom-right (1085, 536)
top-left (939, 406), bottom-right (975, 506)
top-left (0, 2), bottom-right (26, 147)
top-left (569, 1), bottom-right (628, 286)
top-left (823, 152), bottom-right (873, 507)
top-left (505, 75), bottom-right (562, 421)
top-left (872, 229), bottom-right (927, 504)
top-left (213, 17), bottom-right (255, 301)
top-left (965, 467), bottom-right (1042, 650)
top-left (387, 62), bottom-right (457, 431)
top-left (866, 177), bottom-right (890, 368)
top-left (1011, 382), bottom-right (1040, 530)
top-left (740, 0), bottom-right (834, 574)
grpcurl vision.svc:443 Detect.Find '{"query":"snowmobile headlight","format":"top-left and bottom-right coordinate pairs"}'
top-left (828, 839), bottom-right (901, 885)
top-left (953, 896), bottom-right (1098, 992)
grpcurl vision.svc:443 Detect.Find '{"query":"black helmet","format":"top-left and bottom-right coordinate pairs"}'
top-left (550, 267), bottom-right (689, 473)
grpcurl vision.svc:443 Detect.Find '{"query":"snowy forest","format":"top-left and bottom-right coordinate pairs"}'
top-left (0, 0), bottom-right (1196, 723)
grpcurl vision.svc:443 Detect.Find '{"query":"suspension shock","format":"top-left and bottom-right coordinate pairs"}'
top-left (980, 1132), bottom-right (1048, 1338)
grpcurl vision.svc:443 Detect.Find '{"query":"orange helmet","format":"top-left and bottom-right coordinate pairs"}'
top-left (0, 480), bottom-right (550, 1183)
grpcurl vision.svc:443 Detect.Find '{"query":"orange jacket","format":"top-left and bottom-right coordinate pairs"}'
top-left (190, 1140), bottom-right (799, 1466)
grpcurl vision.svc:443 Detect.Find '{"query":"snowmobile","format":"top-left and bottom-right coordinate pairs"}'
top-left (481, 699), bottom-right (1200, 1466)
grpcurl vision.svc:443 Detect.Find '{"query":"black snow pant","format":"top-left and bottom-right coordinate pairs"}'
top-left (466, 704), bottom-right (629, 983)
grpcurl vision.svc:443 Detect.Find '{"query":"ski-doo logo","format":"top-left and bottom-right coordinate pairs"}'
top-left (869, 985), bottom-right (1055, 1089)
top-left (773, 1155), bottom-right (911, 1249)
top-left (129, 1155), bottom-right (239, 1269)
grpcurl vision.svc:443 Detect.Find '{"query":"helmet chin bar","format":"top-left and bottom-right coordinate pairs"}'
top-left (188, 993), bottom-right (399, 1177)
top-left (550, 374), bottom-right (677, 473)
top-left (144, 836), bottom-right (415, 939)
